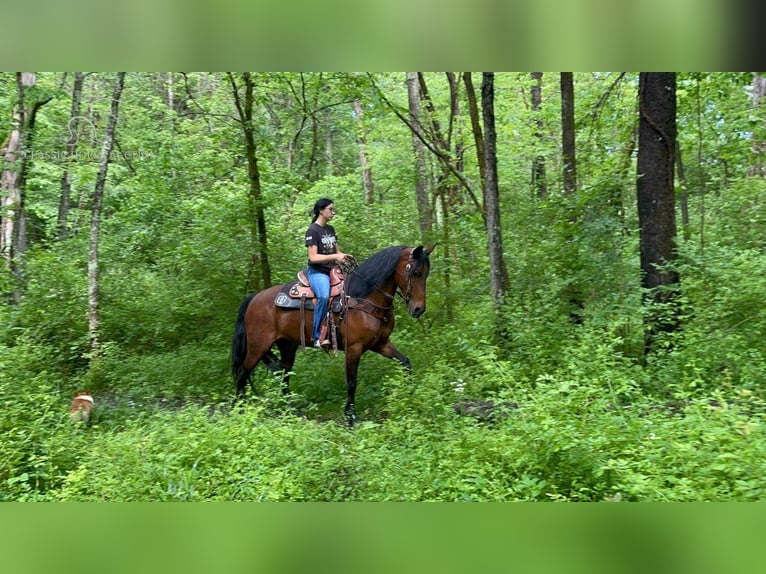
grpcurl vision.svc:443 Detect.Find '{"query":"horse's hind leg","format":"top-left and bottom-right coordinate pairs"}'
top-left (236, 341), bottom-right (275, 400)
top-left (236, 368), bottom-right (254, 400)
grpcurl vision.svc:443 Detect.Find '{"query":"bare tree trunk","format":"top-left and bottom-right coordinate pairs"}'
top-left (58, 71), bottom-right (84, 240)
top-left (167, 72), bottom-right (175, 113)
top-left (406, 72), bottom-right (431, 240)
top-left (750, 73), bottom-right (766, 177)
top-left (228, 72), bottom-right (272, 291)
top-left (637, 72), bottom-right (680, 354)
top-left (531, 72), bottom-right (547, 200)
top-left (482, 73), bottom-right (509, 307)
top-left (676, 140), bottom-right (690, 241)
top-left (1, 79), bottom-right (25, 263)
top-left (695, 75), bottom-right (707, 257)
top-left (89, 72), bottom-right (125, 355)
top-left (325, 124), bottom-right (334, 176)
top-left (353, 98), bottom-right (374, 204)
top-left (439, 72), bottom-right (465, 323)
top-left (463, 73), bottom-right (486, 193)
top-left (559, 72), bottom-right (583, 322)
top-left (2, 72), bottom-right (51, 302)
top-left (560, 72), bottom-right (577, 196)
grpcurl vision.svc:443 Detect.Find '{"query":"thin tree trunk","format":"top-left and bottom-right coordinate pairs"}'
top-left (463, 73), bottom-right (486, 193)
top-left (228, 72), bottom-right (272, 290)
top-left (560, 72), bottom-right (582, 322)
top-left (637, 72), bottom-right (680, 354)
top-left (89, 72), bottom-right (125, 355)
top-left (750, 73), bottom-right (766, 177)
top-left (58, 72), bottom-right (84, 240)
top-left (695, 75), bottom-right (707, 257)
top-left (441, 72), bottom-right (464, 323)
top-left (2, 73), bottom-right (51, 302)
top-left (446, 72), bottom-right (464, 175)
top-left (167, 72), bottom-right (175, 113)
top-left (325, 124), bottom-right (334, 176)
top-left (676, 140), bottom-right (690, 241)
top-left (353, 98), bottom-right (374, 204)
top-left (1, 78), bottom-right (25, 263)
top-left (406, 72), bottom-right (431, 240)
top-left (439, 189), bottom-right (453, 323)
top-left (482, 73), bottom-right (509, 307)
top-left (531, 72), bottom-right (547, 200)
top-left (560, 72), bottom-right (577, 196)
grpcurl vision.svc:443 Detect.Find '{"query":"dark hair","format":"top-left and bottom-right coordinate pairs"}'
top-left (312, 197), bottom-right (334, 222)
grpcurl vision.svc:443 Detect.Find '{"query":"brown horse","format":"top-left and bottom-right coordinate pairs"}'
top-left (231, 245), bottom-right (434, 425)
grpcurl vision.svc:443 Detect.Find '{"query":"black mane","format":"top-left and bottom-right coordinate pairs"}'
top-left (346, 246), bottom-right (407, 298)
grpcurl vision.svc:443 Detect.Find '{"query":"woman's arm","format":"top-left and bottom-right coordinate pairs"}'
top-left (307, 244), bottom-right (348, 265)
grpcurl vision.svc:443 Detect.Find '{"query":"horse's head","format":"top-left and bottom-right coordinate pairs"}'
top-left (396, 245), bottom-right (435, 318)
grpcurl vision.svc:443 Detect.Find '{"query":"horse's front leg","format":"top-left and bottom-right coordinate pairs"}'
top-left (375, 340), bottom-right (412, 375)
top-left (344, 345), bottom-right (363, 427)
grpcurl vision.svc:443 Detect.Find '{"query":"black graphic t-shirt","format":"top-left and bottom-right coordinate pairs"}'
top-left (305, 222), bottom-right (338, 274)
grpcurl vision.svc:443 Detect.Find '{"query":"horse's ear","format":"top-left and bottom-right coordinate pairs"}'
top-left (425, 243), bottom-right (436, 255)
top-left (412, 246), bottom-right (423, 258)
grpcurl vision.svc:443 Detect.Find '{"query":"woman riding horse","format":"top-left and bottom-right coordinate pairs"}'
top-left (231, 243), bottom-right (434, 425)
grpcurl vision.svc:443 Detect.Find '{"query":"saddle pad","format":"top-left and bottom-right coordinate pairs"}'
top-left (274, 283), bottom-right (342, 312)
top-left (274, 282), bottom-right (314, 310)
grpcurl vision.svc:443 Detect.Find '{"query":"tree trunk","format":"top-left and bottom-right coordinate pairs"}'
top-left (695, 75), bottom-right (707, 256)
top-left (440, 72), bottom-right (464, 323)
top-left (89, 72), bottom-right (125, 355)
top-left (482, 73), bottom-right (509, 307)
top-left (560, 72), bottom-right (583, 322)
top-left (58, 71), bottom-right (85, 240)
top-left (353, 98), bottom-right (374, 204)
top-left (1, 79), bottom-right (24, 264)
top-left (750, 73), bottom-right (766, 177)
top-left (637, 72), bottom-right (680, 353)
top-left (228, 72), bottom-right (272, 290)
top-left (325, 123), bottom-right (334, 176)
top-left (531, 72), bottom-right (547, 200)
top-left (560, 72), bottom-right (577, 196)
top-left (167, 72), bottom-right (175, 113)
top-left (676, 139), bottom-right (690, 241)
top-left (463, 73), bottom-right (486, 192)
top-left (406, 72), bottom-right (431, 240)
top-left (2, 72), bottom-right (51, 302)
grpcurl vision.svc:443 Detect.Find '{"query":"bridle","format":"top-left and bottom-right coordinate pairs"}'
top-left (398, 250), bottom-right (423, 304)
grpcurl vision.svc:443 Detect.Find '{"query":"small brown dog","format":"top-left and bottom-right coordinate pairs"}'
top-left (69, 391), bottom-right (94, 424)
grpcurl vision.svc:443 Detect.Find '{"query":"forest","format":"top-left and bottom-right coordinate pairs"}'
top-left (2, 71), bottom-right (766, 501)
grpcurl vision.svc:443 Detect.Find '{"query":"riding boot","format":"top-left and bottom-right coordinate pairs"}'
top-left (317, 321), bottom-right (331, 348)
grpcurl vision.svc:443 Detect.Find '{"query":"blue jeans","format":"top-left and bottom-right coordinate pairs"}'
top-left (306, 267), bottom-right (330, 341)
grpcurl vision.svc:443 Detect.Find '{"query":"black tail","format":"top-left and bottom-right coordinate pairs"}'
top-left (231, 294), bottom-right (255, 383)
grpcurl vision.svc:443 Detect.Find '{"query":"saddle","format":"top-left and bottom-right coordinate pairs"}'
top-left (290, 265), bottom-right (345, 300)
top-left (273, 265), bottom-right (346, 352)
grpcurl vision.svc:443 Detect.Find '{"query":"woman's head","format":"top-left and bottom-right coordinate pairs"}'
top-left (312, 197), bottom-right (335, 221)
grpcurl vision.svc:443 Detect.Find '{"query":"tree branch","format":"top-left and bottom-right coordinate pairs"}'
top-left (367, 73), bottom-right (485, 220)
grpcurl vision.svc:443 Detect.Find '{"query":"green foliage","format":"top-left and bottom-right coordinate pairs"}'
top-left (4, 73), bottom-right (766, 500)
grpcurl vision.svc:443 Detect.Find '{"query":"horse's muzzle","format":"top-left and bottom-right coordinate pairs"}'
top-left (410, 305), bottom-right (425, 318)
